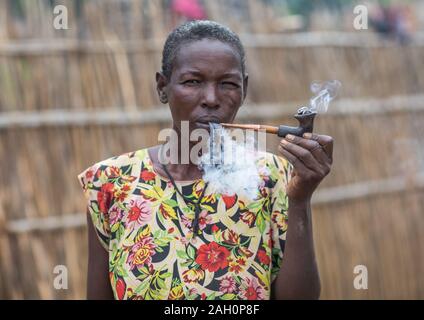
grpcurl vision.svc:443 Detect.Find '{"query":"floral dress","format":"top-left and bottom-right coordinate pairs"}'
top-left (78, 148), bottom-right (292, 300)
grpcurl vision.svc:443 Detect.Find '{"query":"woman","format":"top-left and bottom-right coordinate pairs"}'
top-left (78, 20), bottom-right (333, 300)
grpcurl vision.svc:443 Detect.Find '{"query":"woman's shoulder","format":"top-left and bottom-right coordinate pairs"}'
top-left (77, 148), bottom-right (151, 189)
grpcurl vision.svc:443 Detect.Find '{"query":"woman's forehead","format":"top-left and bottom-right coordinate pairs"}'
top-left (172, 39), bottom-right (243, 76)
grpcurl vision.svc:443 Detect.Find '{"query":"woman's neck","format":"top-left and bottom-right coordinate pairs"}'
top-left (149, 140), bottom-right (204, 181)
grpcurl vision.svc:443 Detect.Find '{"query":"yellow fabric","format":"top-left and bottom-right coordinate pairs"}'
top-left (78, 148), bottom-right (292, 300)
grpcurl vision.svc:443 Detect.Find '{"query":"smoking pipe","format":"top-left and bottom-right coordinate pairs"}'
top-left (221, 106), bottom-right (317, 137)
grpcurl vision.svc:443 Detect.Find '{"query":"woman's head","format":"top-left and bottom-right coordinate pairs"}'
top-left (161, 20), bottom-right (246, 79)
top-left (156, 20), bottom-right (248, 133)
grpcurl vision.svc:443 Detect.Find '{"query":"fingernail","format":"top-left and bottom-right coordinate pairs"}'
top-left (303, 132), bottom-right (312, 139)
top-left (286, 134), bottom-right (295, 141)
top-left (281, 139), bottom-right (288, 145)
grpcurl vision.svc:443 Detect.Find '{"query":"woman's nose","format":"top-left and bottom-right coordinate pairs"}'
top-left (201, 83), bottom-right (219, 108)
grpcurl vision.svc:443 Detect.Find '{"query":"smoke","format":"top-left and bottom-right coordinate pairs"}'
top-left (199, 124), bottom-right (268, 199)
top-left (309, 80), bottom-right (341, 114)
top-left (199, 80), bottom-right (341, 199)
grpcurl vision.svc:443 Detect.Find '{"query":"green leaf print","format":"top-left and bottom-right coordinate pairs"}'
top-left (134, 279), bottom-right (150, 294)
top-left (177, 250), bottom-right (189, 260)
top-left (246, 200), bottom-right (262, 211)
top-left (187, 245), bottom-right (196, 260)
top-left (110, 222), bottom-right (120, 233)
top-left (117, 202), bottom-right (127, 211)
top-left (163, 199), bottom-right (178, 207)
top-left (206, 292), bottom-right (216, 300)
top-left (116, 224), bottom-right (125, 241)
top-left (153, 230), bottom-right (174, 247)
top-left (256, 212), bottom-right (266, 233)
top-left (220, 293), bottom-right (237, 300)
top-left (90, 201), bottom-right (99, 214)
top-left (268, 164), bottom-right (280, 180)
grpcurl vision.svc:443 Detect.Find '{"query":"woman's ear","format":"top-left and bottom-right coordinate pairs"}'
top-left (156, 72), bottom-right (169, 104)
top-left (242, 73), bottom-right (249, 102)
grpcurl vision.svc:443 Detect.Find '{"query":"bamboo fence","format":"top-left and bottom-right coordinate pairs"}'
top-left (0, 0), bottom-right (423, 299)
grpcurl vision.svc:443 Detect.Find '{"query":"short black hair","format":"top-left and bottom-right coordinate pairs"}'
top-left (161, 20), bottom-right (246, 79)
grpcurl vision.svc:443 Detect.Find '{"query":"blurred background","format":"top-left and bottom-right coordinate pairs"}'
top-left (0, 0), bottom-right (423, 299)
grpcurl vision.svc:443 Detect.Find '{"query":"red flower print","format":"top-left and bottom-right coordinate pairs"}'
top-left (272, 211), bottom-right (288, 232)
top-left (219, 275), bottom-right (237, 294)
top-left (240, 210), bottom-right (256, 226)
top-left (201, 293), bottom-right (206, 300)
top-left (97, 183), bottom-right (114, 215)
top-left (115, 277), bottom-right (126, 300)
top-left (198, 210), bottom-right (212, 230)
top-left (182, 268), bottom-right (204, 283)
top-left (195, 242), bottom-right (230, 272)
top-left (114, 183), bottom-right (131, 202)
top-left (193, 181), bottom-right (206, 198)
top-left (239, 277), bottom-right (265, 300)
top-left (222, 194), bottom-right (237, 209)
top-left (222, 229), bottom-right (239, 245)
top-left (211, 225), bottom-right (219, 233)
top-left (126, 236), bottom-right (156, 270)
top-left (259, 186), bottom-right (269, 198)
top-left (128, 205), bottom-right (142, 222)
top-left (229, 257), bottom-right (246, 274)
top-left (108, 207), bottom-right (123, 225)
top-left (140, 169), bottom-right (156, 182)
top-left (257, 250), bottom-right (271, 265)
top-left (238, 247), bottom-right (254, 258)
top-left (108, 166), bottom-right (121, 178)
top-left (180, 214), bottom-right (192, 229)
top-left (127, 288), bottom-right (144, 300)
top-left (127, 199), bottom-right (151, 227)
top-left (267, 229), bottom-right (274, 249)
top-left (96, 169), bottom-right (102, 179)
top-left (188, 288), bottom-right (198, 297)
top-left (85, 169), bottom-right (94, 180)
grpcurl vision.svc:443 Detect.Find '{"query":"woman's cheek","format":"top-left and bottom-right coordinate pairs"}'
top-left (172, 86), bottom-right (199, 107)
top-left (223, 92), bottom-right (243, 114)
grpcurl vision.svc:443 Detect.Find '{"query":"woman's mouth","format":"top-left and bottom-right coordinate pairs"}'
top-left (194, 119), bottom-right (220, 130)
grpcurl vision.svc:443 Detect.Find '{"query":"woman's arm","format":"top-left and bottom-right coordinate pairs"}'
top-left (86, 211), bottom-right (115, 300)
top-left (273, 133), bottom-right (333, 300)
top-left (272, 199), bottom-right (320, 299)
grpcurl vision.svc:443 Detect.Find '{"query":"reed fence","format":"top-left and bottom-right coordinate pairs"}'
top-left (0, 0), bottom-right (423, 299)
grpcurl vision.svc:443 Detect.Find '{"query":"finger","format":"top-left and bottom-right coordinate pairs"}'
top-left (278, 145), bottom-right (312, 174)
top-left (303, 133), bottom-right (334, 163)
top-left (285, 134), bottom-right (331, 165)
top-left (280, 139), bottom-right (321, 171)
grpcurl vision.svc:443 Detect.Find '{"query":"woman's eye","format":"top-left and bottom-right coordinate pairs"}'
top-left (222, 82), bottom-right (239, 88)
top-left (183, 80), bottom-right (200, 85)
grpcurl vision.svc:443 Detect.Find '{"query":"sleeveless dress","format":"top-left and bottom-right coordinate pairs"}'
top-left (78, 148), bottom-right (292, 300)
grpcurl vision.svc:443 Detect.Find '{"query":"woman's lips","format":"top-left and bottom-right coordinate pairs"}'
top-left (194, 119), bottom-right (220, 129)
top-left (194, 121), bottom-right (214, 129)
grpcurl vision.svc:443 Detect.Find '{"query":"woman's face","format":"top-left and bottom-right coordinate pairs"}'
top-left (156, 39), bottom-right (248, 133)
